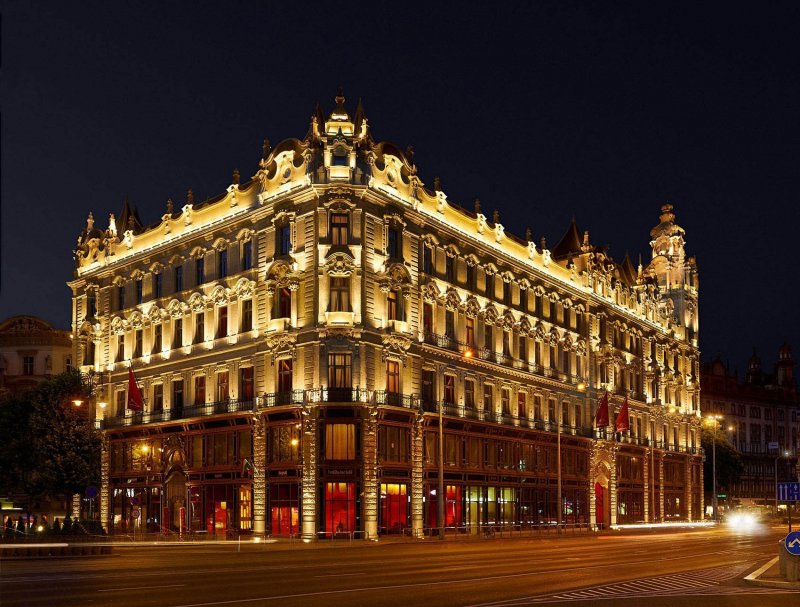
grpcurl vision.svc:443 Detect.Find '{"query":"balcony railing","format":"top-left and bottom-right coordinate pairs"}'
top-left (422, 332), bottom-right (582, 386)
top-left (101, 399), bottom-right (256, 429)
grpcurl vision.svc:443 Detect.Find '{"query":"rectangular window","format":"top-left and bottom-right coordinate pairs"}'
top-left (117, 334), bottom-right (125, 362)
top-left (422, 245), bottom-right (433, 275)
top-left (466, 264), bottom-right (475, 290)
top-left (173, 318), bottom-right (183, 349)
top-left (520, 289), bottom-right (528, 312)
top-left (518, 392), bottom-right (527, 418)
top-left (445, 310), bottom-right (455, 338)
top-left (386, 360), bottom-right (400, 394)
top-left (466, 317), bottom-right (475, 346)
top-left (328, 353), bottom-right (352, 394)
top-left (387, 289), bottom-right (402, 321)
top-left (217, 372), bottom-right (229, 402)
top-left (387, 227), bottom-right (401, 259)
top-left (465, 379), bottom-right (475, 409)
top-left (548, 399), bottom-right (556, 423)
top-left (330, 212), bottom-right (349, 245)
top-left (241, 299), bottom-right (253, 332)
top-left (134, 329), bottom-right (143, 358)
top-left (330, 277), bottom-right (350, 312)
top-left (175, 266), bottom-right (184, 293)
top-left (443, 375), bottom-right (455, 405)
top-left (379, 427), bottom-right (409, 463)
top-left (118, 285), bottom-right (126, 310)
top-left (194, 375), bottom-right (206, 405)
top-left (116, 390), bottom-right (126, 418)
top-left (270, 426), bottom-right (301, 463)
top-left (153, 273), bottom-right (162, 299)
top-left (87, 292), bottom-right (97, 317)
top-left (325, 424), bottom-right (356, 460)
top-left (501, 388), bottom-right (511, 414)
top-left (153, 384), bottom-right (163, 412)
top-left (445, 256), bottom-right (454, 283)
top-left (423, 303), bottom-right (433, 335)
top-left (503, 331), bottom-right (511, 357)
top-left (519, 335), bottom-right (527, 361)
top-left (22, 356), bottom-right (34, 375)
top-left (504, 282), bottom-right (512, 306)
top-left (153, 324), bottom-right (162, 353)
top-left (195, 313), bottom-right (205, 343)
top-left (278, 359), bottom-right (293, 393)
top-left (136, 279), bottom-right (143, 304)
top-left (218, 250), bottom-right (228, 278)
top-left (279, 225), bottom-right (291, 256)
top-left (240, 367), bottom-right (254, 402)
top-left (276, 287), bottom-right (291, 318)
top-left (217, 306), bottom-right (228, 338)
top-left (195, 257), bottom-right (205, 286)
top-left (242, 241), bottom-right (253, 271)
top-left (422, 369), bottom-right (436, 405)
top-left (172, 380), bottom-right (184, 411)
top-left (562, 402), bottom-right (570, 427)
top-left (484, 384), bottom-right (493, 412)
top-left (484, 324), bottom-right (493, 352)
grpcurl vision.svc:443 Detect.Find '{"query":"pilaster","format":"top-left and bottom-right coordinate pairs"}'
top-left (301, 406), bottom-right (318, 541)
top-left (362, 405), bottom-right (379, 539)
top-left (252, 415), bottom-right (266, 535)
top-left (411, 412), bottom-right (424, 537)
top-left (100, 435), bottom-right (110, 531)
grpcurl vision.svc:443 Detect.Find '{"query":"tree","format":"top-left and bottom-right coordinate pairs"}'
top-left (0, 370), bottom-right (101, 511)
top-left (701, 427), bottom-right (744, 493)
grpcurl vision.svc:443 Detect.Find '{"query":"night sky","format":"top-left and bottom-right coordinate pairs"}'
top-left (2, 2), bottom-right (798, 374)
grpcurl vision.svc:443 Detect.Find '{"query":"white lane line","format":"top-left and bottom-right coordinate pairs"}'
top-left (99, 584), bottom-right (186, 593)
top-left (314, 572), bottom-right (365, 578)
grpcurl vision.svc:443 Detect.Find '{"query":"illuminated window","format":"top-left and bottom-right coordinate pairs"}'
top-left (443, 375), bottom-right (455, 405)
top-left (330, 277), bottom-right (350, 312)
top-left (518, 392), bottom-right (527, 418)
top-left (325, 424), bottom-right (356, 460)
top-left (275, 287), bottom-right (292, 319)
top-left (87, 291), bottom-right (97, 318)
top-left (270, 426), bottom-right (300, 463)
top-left (386, 360), bottom-right (400, 394)
top-left (116, 391), bottom-right (126, 418)
top-left (330, 213), bottom-right (349, 245)
top-left (387, 289), bottom-right (403, 321)
top-left (445, 310), bottom-right (455, 338)
top-left (518, 335), bottom-right (527, 361)
top-left (328, 353), bottom-right (351, 390)
top-left (134, 329), bottom-right (142, 358)
top-left (423, 303), bottom-right (433, 335)
top-left (465, 379), bottom-right (475, 409)
top-left (380, 483), bottom-right (408, 532)
top-left (484, 324), bottom-right (493, 351)
top-left (484, 384), bottom-right (493, 412)
top-left (422, 245), bottom-right (433, 275)
top-left (324, 482), bottom-right (355, 533)
top-left (466, 317), bottom-right (475, 346)
top-left (465, 263), bottom-right (476, 290)
top-left (241, 241), bottom-right (253, 271)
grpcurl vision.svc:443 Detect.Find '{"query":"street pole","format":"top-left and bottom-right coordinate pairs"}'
top-left (438, 399), bottom-right (444, 540)
top-left (711, 420), bottom-right (717, 523)
top-left (556, 403), bottom-right (562, 532)
top-left (775, 455), bottom-right (779, 517)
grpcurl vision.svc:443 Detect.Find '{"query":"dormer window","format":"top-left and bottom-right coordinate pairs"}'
top-left (330, 213), bottom-right (349, 245)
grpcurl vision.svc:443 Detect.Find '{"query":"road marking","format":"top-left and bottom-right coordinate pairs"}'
top-left (99, 584), bottom-right (186, 592)
top-left (313, 572), bottom-right (365, 578)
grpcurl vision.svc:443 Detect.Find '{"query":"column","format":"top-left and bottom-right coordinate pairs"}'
top-left (100, 436), bottom-right (110, 532)
top-left (362, 405), bottom-right (379, 539)
top-left (699, 458), bottom-right (705, 519)
top-left (252, 416), bottom-right (266, 535)
top-left (658, 454), bottom-right (665, 522)
top-left (643, 448), bottom-right (650, 523)
top-left (684, 454), bottom-right (693, 521)
top-left (411, 414), bottom-right (424, 537)
top-left (301, 408), bottom-right (318, 541)
top-left (609, 448), bottom-right (618, 526)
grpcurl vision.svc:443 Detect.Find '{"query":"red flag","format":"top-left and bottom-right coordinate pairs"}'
top-left (127, 366), bottom-right (144, 411)
top-left (594, 391), bottom-right (609, 427)
top-left (615, 396), bottom-right (630, 432)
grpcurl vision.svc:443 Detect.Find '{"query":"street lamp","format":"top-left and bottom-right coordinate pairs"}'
top-left (706, 414), bottom-right (723, 522)
top-left (775, 449), bottom-right (791, 517)
top-left (438, 395), bottom-right (445, 540)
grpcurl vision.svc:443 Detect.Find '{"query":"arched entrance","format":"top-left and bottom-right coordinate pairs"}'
top-left (165, 469), bottom-right (187, 533)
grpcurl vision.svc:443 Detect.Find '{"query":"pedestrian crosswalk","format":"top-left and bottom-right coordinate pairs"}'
top-left (473, 563), bottom-right (799, 605)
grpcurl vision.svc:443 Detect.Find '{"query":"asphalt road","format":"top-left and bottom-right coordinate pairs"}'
top-left (1, 526), bottom-right (797, 607)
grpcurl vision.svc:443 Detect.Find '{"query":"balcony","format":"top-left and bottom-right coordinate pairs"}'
top-left (101, 399), bottom-right (256, 429)
top-left (325, 311), bottom-right (355, 327)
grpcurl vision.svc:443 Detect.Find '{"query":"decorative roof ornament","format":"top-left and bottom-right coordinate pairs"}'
top-left (433, 176), bottom-right (441, 192)
top-left (474, 198), bottom-right (481, 214)
top-left (166, 198), bottom-right (173, 215)
top-left (582, 230), bottom-right (592, 252)
top-left (108, 213), bottom-right (117, 237)
top-left (187, 188), bottom-right (194, 206)
top-left (405, 145), bottom-right (415, 167)
top-left (86, 212), bottom-right (95, 232)
top-left (262, 138), bottom-right (271, 160)
top-left (232, 168), bottom-right (240, 185)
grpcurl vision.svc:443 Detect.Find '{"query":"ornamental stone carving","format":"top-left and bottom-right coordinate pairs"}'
top-left (381, 333), bottom-right (412, 362)
top-left (323, 251), bottom-right (356, 277)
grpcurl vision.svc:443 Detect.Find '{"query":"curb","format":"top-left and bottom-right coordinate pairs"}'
top-left (743, 557), bottom-right (800, 589)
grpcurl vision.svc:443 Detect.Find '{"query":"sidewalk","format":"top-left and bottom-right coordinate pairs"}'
top-left (744, 556), bottom-right (800, 590)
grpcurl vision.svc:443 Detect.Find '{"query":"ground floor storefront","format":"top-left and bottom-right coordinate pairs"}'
top-left (101, 405), bottom-right (703, 537)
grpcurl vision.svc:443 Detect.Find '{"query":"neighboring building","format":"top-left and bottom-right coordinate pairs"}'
top-left (69, 92), bottom-right (703, 538)
top-left (0, 315), bottom-right (73, 396)
top-left (701, 344), bottom-right (800, 509)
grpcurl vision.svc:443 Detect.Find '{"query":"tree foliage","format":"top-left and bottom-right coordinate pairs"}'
top-left (0, 371), bottom-right (101, 508)
top-left (701, 427), bottom-right (744, 493)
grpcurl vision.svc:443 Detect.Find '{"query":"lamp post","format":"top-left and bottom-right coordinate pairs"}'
top-left (707, 414), bottom-right (723, 522)
top-left (556, 400), bottom-right (562, 532)
top-left (775, 450), bottom-right (791, 517)
top-left (438, 397), bottom-right (444, 540)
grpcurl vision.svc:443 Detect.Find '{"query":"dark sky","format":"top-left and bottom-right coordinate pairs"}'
top-left (2, 2), bottom-right (798, 374)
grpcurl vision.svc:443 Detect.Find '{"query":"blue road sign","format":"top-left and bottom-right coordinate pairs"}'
top-left (786, 531), bottom-right (800, 556)
top-left (777, 482), bottom-right (800, 502)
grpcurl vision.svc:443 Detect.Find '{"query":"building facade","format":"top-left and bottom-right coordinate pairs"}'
top-left (0, 315), bottom-right (73, 396)
top-left (701, 345), bottom-right (799, 509)
top-left (70, 93), bottom-right (703, 538)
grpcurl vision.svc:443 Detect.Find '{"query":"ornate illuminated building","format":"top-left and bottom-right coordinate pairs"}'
top-left (701, 345), bottom-right (799, 508)
top-left (69, 92), bottom-right (703, 538)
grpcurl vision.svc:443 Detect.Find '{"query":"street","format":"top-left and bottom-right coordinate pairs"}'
top-left (1, 526), bottom-right (797, 607)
